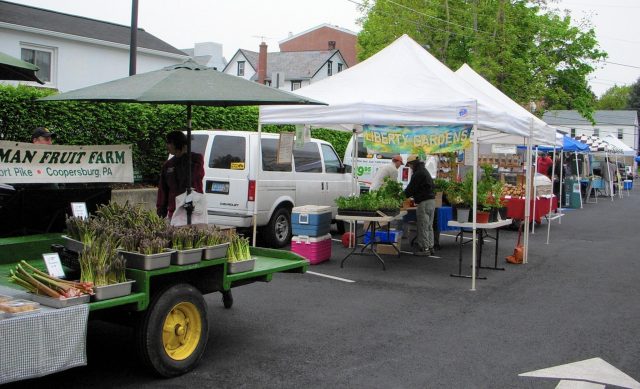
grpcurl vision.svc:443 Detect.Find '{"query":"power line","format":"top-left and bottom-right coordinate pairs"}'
top-left (604, 61), bottom-right (640, 69)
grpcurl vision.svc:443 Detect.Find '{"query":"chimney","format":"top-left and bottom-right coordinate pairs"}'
top-left (258, 41), bottom-right (267, 85)
top-left (328, 41), bottom-right (336, 50)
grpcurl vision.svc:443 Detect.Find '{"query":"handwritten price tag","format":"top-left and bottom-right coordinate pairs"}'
top-left (70, 202), bottom-right (88, 219)
top-left (42, 253), bottom-right (66, 279)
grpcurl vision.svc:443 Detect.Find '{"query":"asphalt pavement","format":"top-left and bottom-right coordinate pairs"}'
top-left (7, 187), bottom-right (640, 388)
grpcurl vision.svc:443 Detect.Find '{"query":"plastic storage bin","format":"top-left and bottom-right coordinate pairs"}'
top-left (364, 229), bottom-right (402, 244)
top-left (291, 234), bottom-right (332, 265)
top-left (292, 205), bottom-right (332, 237)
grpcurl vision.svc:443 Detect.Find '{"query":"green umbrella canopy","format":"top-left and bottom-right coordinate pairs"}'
top-left (0, 51), bottom-right (44, 84)
top-left (40, 59), bottom-right (325, 106)
top-left (39, 59), bottom-right (325, 225)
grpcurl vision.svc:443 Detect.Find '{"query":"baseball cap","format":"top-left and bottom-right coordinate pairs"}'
top-left (32, 127), bottom-right (56, 139)
top-left (391, 155), bottom-right (403, 163)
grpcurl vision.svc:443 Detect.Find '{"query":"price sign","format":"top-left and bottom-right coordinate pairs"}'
top-left (42, 253), bottom-right (66, 279)
top-left (71, 202), bottom-right (89, 219)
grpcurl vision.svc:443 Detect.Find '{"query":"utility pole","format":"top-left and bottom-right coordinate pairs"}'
top-left (129, 0), bottom-right (138, 76)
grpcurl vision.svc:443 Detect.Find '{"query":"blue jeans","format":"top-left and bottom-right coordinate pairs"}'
top-left (416, 199), bottom-right (436, 250)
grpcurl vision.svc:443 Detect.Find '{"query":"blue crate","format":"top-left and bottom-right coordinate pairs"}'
top-left (623, 180), bottom-right (633, 190)
top-left (364, 229), bottom-right (402, 244)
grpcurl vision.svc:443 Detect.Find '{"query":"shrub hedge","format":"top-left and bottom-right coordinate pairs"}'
top-left (0, 85), bottom-right (352, 183)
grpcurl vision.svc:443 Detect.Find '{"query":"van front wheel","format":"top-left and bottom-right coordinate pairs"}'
top-left (264, 207), bottom-right (291, 248)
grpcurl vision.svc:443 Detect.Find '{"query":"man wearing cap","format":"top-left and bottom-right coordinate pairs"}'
top-left (370, 155), bottom-right (403, 191)
top-left (32, 127), bottom-right (56, 145)
top-left (404, 155), bottom-right (436, 256)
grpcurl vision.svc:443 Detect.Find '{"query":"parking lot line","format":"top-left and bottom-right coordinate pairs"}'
top-left (306, 271), bottom-right (356, 283)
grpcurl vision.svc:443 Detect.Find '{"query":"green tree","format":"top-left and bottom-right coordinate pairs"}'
top-left (595, 85), bottom-right (631, 110)
top-left (356, 0), bottom-right (607, 120)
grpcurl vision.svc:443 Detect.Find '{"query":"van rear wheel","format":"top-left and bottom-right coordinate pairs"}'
top-left (264, 207), bottom-right (291, 248)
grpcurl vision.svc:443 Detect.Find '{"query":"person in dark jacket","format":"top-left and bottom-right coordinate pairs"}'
top-left (156, 130), bottom-right (205, 219)
top-left (404, 155), bottom-right (436, 256)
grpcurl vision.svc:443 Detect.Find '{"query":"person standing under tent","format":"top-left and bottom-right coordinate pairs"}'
top-left (157, 130), bottom-right (205, 219)
top-left (370, 155), bottom-right (403, 191)
top-left (404, 155), bottom-right (436, 256)
top-left (537, 152), bottom-right (553, 178)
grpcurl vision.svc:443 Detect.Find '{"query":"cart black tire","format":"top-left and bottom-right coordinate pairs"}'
top-left (135, 283), bottom-right (208, 377)
top-left (263, 206), bottom-right (291, 248)
top-left (222, 290), bottom-right (233, 309)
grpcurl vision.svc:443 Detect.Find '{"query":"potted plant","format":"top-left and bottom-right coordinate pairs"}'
top-left (335, 178), bottom-right (404, 216)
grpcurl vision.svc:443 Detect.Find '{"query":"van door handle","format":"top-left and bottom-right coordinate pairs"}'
top-left (326, 182), bottom-right (329, 190)
top-left (321, 182), bottom-right (324, 190)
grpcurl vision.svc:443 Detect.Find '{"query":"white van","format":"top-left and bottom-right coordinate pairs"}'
top-left (190, 130), bottom-right (352, 248)
top-left (343, 134), bottom-right (438, 191)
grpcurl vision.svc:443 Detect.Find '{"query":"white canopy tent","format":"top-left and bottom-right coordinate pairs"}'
top-left (602, 134), bottom-right (635, 157)
top-left (455, 64), bottom-right (558, 260)
top-left (261, 34), bottom-right (549, 290)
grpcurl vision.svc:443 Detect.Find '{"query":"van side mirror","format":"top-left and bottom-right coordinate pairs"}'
top-left (340, 165), bottom-right (352, 174)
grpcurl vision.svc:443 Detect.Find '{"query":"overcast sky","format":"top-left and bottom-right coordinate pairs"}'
top-left (8, 0), bottom-right (640, 97)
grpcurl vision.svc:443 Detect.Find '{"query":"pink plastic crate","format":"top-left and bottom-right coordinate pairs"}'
top-left (291, 234), bottom-right (332, 265)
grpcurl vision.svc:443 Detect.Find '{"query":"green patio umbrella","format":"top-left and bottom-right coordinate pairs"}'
top-left (0, 51), bottom-right (44, 84)
top-left (40, 59), bottom-right (325, 224)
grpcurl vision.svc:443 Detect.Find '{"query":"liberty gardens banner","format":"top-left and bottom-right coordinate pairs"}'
top-left (0, 141), bottom-right (134, 184)
top-left (363, 124), bottom-right (472, 155)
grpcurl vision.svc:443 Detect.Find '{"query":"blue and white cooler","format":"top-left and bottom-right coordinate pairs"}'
top-left (292, 205), bottom-right (332, 237)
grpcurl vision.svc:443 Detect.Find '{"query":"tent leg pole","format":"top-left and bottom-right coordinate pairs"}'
top-left (523, 118), bottom-right (534, 264)
top-left (252, 123), bottom-right (263, 246)
top-left (471, 120), bottom-right (478, 292)
top-left (546, 147), bottom-right (556, 244)
top-left (559, 151), bottom-right (564, 224)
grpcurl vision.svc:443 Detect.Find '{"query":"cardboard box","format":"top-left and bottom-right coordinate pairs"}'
top-left (375, 243), bottom-right (399, 256)
top-left (435, 191), bottom-right (443, 208)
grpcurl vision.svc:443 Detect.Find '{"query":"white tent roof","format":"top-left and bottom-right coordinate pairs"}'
top-left (455, 64), bottom-right (556, 145)
top-left (602, 134), bottom-right (635, 156)
top-left (260, 34), bottom-right (531, 138)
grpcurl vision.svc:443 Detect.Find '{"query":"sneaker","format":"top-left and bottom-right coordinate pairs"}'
top-left (413, 247), bottom-right (429, 256)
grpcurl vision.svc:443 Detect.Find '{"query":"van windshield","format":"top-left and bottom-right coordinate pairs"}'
top-left (209, 135), bottom-right (246, 169)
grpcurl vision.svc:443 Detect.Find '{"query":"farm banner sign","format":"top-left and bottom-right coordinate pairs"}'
top-left (0, 141), bottom-right (133, 183)
top-left (363, 125), bottom-right (472, 155)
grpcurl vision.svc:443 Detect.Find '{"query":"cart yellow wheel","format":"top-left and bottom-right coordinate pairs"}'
top-left (162, 302), bottom-right (202, 360)
top-left (135, 283), bottom-right (209, 377)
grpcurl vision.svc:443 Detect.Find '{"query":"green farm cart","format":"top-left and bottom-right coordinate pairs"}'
top-left (0, 233), bottom-right (308, 378)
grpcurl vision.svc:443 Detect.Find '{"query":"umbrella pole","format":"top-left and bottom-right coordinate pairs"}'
top-left (186, 103), bottom-right (193, 225)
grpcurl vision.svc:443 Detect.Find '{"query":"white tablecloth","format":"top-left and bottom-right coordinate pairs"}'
top-left (0, 285), bottom-right (89, 384)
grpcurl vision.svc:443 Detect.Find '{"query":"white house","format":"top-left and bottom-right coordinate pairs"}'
top-left (222, 42), bottom-right (347, 91)
top-left (0, 0), bottom-right (188, 91)
top-left (543, 110), bottom-right (639, 151)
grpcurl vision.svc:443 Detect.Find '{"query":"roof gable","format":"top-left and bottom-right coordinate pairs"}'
top-left (543, 110), bottom-right (639, 127)
top-left (248, 50), bottom-right (345, 81)
top-left (0, 0), bottom-right (185, 56)
top-left (279, 23), bottom-right (357, 45)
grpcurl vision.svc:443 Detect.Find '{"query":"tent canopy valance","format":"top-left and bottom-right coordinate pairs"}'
top-left (601, 134), bottom-right (635, 157)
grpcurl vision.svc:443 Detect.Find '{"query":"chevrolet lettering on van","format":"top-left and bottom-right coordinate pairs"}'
top-left (220, 202), bottom-right (239, 207)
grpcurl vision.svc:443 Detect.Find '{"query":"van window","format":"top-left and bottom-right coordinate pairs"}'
top-left (190, 134), bottom-right (208, 157)
top-left (261, 138), bottom-right (292, 172)
top-left (293, 142), bottom-right (322, 173)
top-left (321, 144), bottom-right (342, 173)
top-left (209, 135), bottom-right (246, 169)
